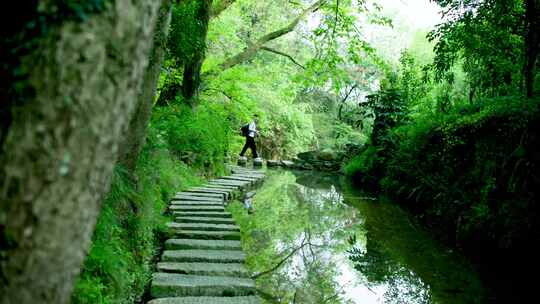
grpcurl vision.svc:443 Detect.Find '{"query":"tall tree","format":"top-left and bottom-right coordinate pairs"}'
top-left (181, 0), bottom-right (213, 107)
top-left (430, 0), bottom-right (537, 98)
top-left (0, 1), bottom-right (162, 303)
top-left (524, 0), bottom-right (539, 97)
top-left (119, 0), bottom-right (173, 173)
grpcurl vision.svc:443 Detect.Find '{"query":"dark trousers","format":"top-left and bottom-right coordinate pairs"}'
top-left (240, 136), bottom-right (258, 158)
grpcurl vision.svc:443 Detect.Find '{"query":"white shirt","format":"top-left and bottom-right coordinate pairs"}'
top-left (248, 121), bottom-right (257, 138)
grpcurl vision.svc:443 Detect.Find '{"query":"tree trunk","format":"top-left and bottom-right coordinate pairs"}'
top-left (0, 1), bottom-right (161, 303)
top-left (524, 0), bottom-right (539, 97)
top-left (181, 0), bottom-right (213, 108)
top-left (119, 0), bottom-right (173, 173)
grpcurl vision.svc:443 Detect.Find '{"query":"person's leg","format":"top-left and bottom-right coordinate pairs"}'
top-left (248, 137), bottom-right (258, 158)
top-left (240, 138), bottom-right (249, 156)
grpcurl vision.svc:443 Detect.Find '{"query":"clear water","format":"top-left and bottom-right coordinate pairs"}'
top-left (230, 169), bottom-right (487, 303)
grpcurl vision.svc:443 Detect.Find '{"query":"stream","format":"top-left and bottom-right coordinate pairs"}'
top-left (228, 169), bottom-right (489, 303)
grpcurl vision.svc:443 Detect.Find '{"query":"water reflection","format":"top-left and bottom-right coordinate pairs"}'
top-left (232, 170), bottom-right (486, 303)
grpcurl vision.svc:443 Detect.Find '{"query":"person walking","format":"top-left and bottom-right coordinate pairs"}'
top-left (239, 114), bottom-right (261, 162)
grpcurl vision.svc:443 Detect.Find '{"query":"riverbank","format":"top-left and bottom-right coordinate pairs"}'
top-left (345, 97), bottom-right (540, 302)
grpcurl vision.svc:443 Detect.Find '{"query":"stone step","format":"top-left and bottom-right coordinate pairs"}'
top-left (205, 182), bottom-right (242, 189)
top-left (147, 296), bottom-right (261, 304)
top-left (162, 249), bottom-right (245, 263)
top-left (231, 167), bottom-right (264, 175)
top-left (232, 172), bottom-right (266, 179)
top-left (177, 191), bottom-right (224, 198)
top-left (157, 262), bottom-right (250, 277)
top-left (171, 230), bottom-right (240, 240)
top-left (175, 216), bottom-right (236, 225)
top-left (165, 239), bottom-right (241, 251)
top-left (211, 179), bottom-right (249, 185)
top-left (170, 200), bottom-right (223, 207)
top-left (232, 171), bottom-right (266, 178)
top-left (209, 181), bottom-right (248, 190)
top-left (182, 192), bottom-right (228, 200)
top-left (187, 188), bottom-right (232, 199)
top-left (169, 205), bottom-right (225, 212)
top-left (167, 222), bottom-right (240, 232)
top-left (221, 176), bottom-right (257, 183)
top-left (150, 273), bottom-right (257, 297)
top-left (203, 185), bottom-right (240, 193)
top-left (173, 195), bottom-right (223, 202)
top-left (172, 211), bottom-right (232, 218)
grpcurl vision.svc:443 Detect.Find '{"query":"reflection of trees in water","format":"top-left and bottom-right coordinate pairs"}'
top-left (291, 170), bottom-right (344, 192)
top-left (251, 171), bottom-right (485, 304)
top-left (347, 236), bottom-right (433, 304)
top-left (256, 229), bottom-right (344, 303)
top-left (251, 171), bottom-right (359, 303)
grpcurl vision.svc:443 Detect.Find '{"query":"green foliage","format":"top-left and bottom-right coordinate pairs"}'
top-left (347, 97), bottom-right (540, 251)
top-left (72, 149), bottom-right (202, 304)
top-left (148, 102), bottom-right (231, 174)
top-left (168, 0), bottom-right (208, 64)
top-left (428, 0), bottom-right (525, 97)
top-left (362, 88), bottom-right (408, 146)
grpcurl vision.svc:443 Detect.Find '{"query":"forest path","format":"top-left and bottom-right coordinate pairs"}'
top-left (147, 166), bottom-right (266, 304)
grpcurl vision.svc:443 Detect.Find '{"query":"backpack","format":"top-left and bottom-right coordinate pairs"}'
top-left (240, 123), bottom-right (249, 137)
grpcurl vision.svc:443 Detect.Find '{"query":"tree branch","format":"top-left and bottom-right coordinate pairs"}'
top-left (215, 0), bottom-right (327, 71)
top-left (338, 84), bottom-right (358, 120)
top-left (261, 46), bottom-right (306, 69)
top-left (210, 0), bottom-right (237, 19)
top-left (251, 234), bottom-right (308, 279)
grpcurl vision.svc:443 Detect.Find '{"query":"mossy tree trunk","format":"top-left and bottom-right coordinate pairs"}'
top-left (119, 0), bottom-right (173, 173)
top-left (181, 0), bottom-right (213, 109)
top-left (0, 1), bottom-right (161, 303)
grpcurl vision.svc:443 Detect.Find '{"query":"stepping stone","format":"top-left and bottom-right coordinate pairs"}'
top-left (157, 262), bottom-right (250, 277)
top-left (230, 167), bottom-right (262, 173)
top-left (176, 192), bottom-right (224, 199)
top-left (150, 273), bottom-right (256, 297)
top-left (209, 181), bottom-right (249, 189)
top-left (147, 296), bottom-right (261, 304)
top-left (165, 239), bottom-right (241, 251)
top-left (162, 249), bottom-right (246, 263)
top-left (235, 173), bottom-right (265, 179)
top-left (211, 179), bottom-right (248, 185)
top-left (170, 201), bottom-right (223, 207)
top-left (223, 176), bottom-right (258, 182)
top-left (169, 205), bottom-right (225, 212)
top-left (204, 184), bottom-right (241, 190)
top-left (189, 186), bottom-right (234, 193)
top-left (167, 222), bottom-right (240, 232)
top-left (175, 216), bottom-right (236, 225)
top-left (172, 211), bottom-right (232, 218)
top-left (187, 188), bottom-right (232, 199)
top-left (173, 195), bottom-right (223, 202)
top-left (221, 176), bottom-right (257, 185)
top-left (171, 230), bottom-right (240, 240)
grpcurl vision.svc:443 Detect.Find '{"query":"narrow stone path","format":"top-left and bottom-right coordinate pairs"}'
top-left (147, 166), bottom-right (265, 304)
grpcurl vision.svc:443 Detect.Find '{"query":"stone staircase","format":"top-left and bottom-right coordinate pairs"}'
top-left (147, 166), bottom-right (265, 304)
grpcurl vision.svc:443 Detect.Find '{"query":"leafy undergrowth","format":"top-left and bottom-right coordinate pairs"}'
top-left (346, 97), bottom-right (540, 253)
top-left (71, 148), bottom-right (202, 304)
